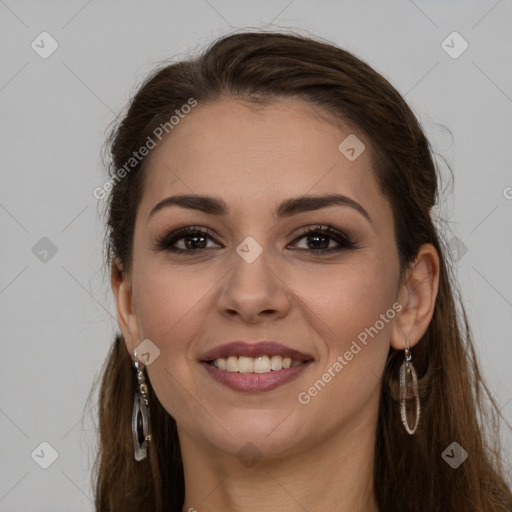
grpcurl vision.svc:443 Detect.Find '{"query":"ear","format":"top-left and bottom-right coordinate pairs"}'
top-left (390, 243), bottom-right (440, 350)
top-left (111, 258), bottom-right (141, 356)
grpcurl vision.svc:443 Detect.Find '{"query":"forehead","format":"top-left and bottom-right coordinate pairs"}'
top-left (138, 98), bottom-right (390, 223)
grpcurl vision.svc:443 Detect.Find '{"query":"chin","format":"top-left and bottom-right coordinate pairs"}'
top-left (187, 406), bottom-right (316, 461)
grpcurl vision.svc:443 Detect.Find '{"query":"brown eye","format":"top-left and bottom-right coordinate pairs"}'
top-left (289, 225), bottom-right (357, 253)
top-left (155, 227), bottom-right (221, 253)
top-left (154, 224), bottom-right (357, 255)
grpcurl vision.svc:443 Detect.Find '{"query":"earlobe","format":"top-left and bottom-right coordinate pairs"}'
top-left (390, 243), bottom-right (440, 350)
top-left (111, 259), bottom-right (140, 355)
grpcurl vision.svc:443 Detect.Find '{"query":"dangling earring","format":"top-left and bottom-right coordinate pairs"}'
top-left (399, 340), bottom-right (420, 435)
top-left (132, 355), bottom-right (151, 461)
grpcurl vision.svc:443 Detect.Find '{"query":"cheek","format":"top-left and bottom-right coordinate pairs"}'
top-left (293, 254), bottom-right (398, 347)
top-left (293, 253), bottom-right (399, 408)
top-left (133, 261), bottom-right (213, 346)
top-left (293, 273), bottom-right (397, 430)
top-left (132, 262), bottom-right (217, 417)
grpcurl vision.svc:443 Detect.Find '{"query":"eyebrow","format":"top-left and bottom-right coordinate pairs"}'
top-left (147, 193), bottom-right (373, 226)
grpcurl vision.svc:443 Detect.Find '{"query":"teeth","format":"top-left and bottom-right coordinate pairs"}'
top-left (210, 355), bottom-right (305, 373)
top-left (238, 356), bottom-right (253, 374)
top-left (270, 355), bottom-right (282, 371)
top-left (254, 355), bottom-right (270, 373)
top-left (226, 356), bottom-right (238, 372)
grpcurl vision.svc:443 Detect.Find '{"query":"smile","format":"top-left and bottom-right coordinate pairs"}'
top-left (208, 355), bottom-right (305, 373)
top-left (200, 341), bottom-right (314, 392)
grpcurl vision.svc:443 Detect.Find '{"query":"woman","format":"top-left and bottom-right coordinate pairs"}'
top-left (93, 30), bottom-right (512, 511)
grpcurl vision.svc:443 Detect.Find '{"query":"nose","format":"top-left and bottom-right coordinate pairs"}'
top-left (215, 247), bottom-right (292, 324)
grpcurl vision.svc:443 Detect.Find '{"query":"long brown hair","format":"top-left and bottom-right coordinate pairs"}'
top-left (91, 30), bottom-right (512, 511)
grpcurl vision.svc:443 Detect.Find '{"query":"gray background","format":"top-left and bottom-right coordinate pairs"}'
top-left (1, 0), bottom-right (511, 510)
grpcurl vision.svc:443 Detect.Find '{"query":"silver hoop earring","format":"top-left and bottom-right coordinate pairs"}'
top-left (132, 357), bottom-right (151, 461)
top-left (399, 341), bottom-right (420, 435)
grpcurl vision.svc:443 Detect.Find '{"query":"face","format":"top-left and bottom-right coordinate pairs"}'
top-left (120, 98), bottom-right (402, 459)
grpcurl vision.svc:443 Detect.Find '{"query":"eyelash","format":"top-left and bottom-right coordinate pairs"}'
top-left (154, 225), bottom-right (358, 255)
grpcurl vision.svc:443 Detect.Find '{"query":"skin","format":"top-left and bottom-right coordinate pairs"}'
top-left (112, 98), bottom-right (440, 512)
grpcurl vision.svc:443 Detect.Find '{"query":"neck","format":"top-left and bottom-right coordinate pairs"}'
top-left (179, 415), bottom-right (379, 512)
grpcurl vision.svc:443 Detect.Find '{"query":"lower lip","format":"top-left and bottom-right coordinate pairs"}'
top-left (201, 361), bottom-right (312, 392)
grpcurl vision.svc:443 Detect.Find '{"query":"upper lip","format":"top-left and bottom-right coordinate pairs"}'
top-left (199, 341), bottom-right (314, 362)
